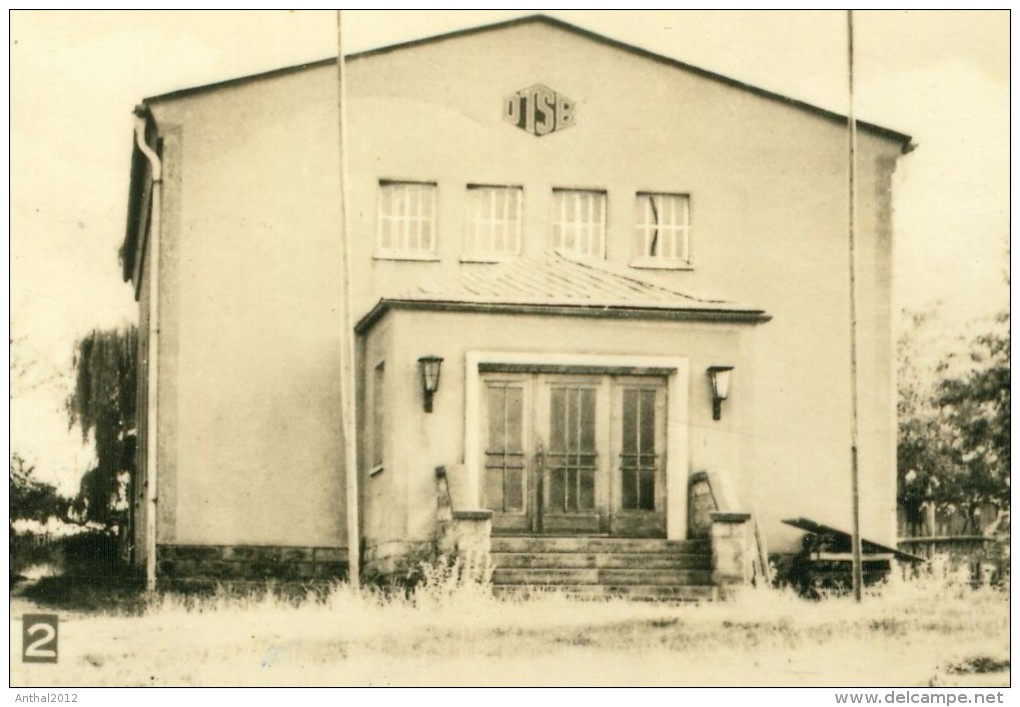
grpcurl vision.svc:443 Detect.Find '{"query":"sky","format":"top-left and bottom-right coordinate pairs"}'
top-left (8, 10), bottom-right (1010, 494)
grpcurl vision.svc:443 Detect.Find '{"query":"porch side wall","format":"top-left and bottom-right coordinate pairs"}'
top-left (359, 316), bottom-right (416, 572)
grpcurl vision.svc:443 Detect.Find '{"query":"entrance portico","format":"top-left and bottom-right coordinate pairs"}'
top-left (355, 252), bottom-right (770, 573)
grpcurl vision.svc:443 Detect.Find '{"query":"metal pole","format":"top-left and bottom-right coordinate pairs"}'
top-left (336, 10), bottom-right (360, 589)
top-left (846, 10), bottom-right (864, 602)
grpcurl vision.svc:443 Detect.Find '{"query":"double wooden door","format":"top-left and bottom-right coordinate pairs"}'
top-left (481, 372), bottom-right (667, 537)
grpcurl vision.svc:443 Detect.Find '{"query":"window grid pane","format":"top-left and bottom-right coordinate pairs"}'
top-left (620, 387), bottom-right (658, 511)
top-left (466, 186), bottom-right (523, 257)
top-left (553, 190), bottom-right (606, 258)
top-left (634, 193), bottom-right (690, 263)
top-left (484, 383), bottom-right (526, 513)
top-left (378, 182), bottom-right (437, 256)
top-left (548, 385), bottom-right (597, 513)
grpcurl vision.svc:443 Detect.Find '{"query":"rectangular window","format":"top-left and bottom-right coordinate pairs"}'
top-left (377, 181), bottom-right (437, 259)
top-left (552, 189), bottom-right (606, 259)
top-left (464, 185), bottom-right (523, 260)
top-left (371, 362), bottom-right (385, 473)
top-left (633, 192), bottom-right (691, 267)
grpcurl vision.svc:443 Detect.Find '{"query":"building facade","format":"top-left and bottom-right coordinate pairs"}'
top-left (122, 16), bottom-right (911, 591)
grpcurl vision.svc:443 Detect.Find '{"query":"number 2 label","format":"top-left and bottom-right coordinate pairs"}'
top-left (22, 614), bottom-right (58, 663)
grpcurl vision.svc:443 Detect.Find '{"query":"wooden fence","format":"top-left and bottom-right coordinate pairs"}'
top-left (898, 535), bottom-right (1008, 585)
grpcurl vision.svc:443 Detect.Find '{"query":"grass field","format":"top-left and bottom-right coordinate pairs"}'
top-left (9, 566), bottom-right (1009, 687)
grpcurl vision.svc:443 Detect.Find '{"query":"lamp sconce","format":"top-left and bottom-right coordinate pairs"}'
top-left (707, 366), bottom-right (734, 421)
top-left (418, 355), bottom-right (444, 413)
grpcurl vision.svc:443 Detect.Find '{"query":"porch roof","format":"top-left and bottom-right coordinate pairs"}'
top-left (355, 251), bottom-right (771, 333)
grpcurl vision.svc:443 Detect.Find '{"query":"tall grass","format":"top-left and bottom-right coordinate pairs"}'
top-left (139, 555), bottom-right (1007, 641)
top-left (12, 556), bottom-right (1008, 686)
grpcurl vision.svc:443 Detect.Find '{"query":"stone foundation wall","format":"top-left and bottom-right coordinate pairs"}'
top-left (157, 544), bottom-right (347, 584)
top-left (363, 540), bottom-right (434, 578)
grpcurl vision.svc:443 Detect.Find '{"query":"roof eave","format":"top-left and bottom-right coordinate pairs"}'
top-left (355, 298), bottom-right (771, 335)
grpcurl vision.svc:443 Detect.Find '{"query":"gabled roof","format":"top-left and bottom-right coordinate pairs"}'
top-left (143, 14), bottom-right (911, 149)
top-left (355, 251), bottom-right (771, 333)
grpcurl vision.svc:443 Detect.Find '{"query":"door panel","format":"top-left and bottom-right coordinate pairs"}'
top-left (620, 387), bottom-right (657, 511)
top-left (546, 385), bottom-right (597, 512)
top-left (611, 378), bottom-right (668, 537)
top-left (481, 377), bottom-right (531, 533)
top-left (537, 380), bottom-right (605, 534)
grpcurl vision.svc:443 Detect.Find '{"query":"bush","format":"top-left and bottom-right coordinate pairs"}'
top-left (409, 553), bottom-right (492, 607)
top-left (60, 530), bottom-right (127, 579)
top-left (10, 533), bottom-right (63, 577)
top-left (363, 542), bottom-right (492, 602)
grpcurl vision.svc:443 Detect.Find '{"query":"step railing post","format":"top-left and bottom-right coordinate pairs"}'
top-left (436, 465), bottom-right (493, 581)
top-left (710, 511), bottom-right (753, 598)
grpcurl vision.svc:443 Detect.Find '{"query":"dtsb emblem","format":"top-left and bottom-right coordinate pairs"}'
top-left (503, 84), bottom-right (576, 137)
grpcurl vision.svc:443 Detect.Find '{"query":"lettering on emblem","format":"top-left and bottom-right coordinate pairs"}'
top-left (503, 84), bottom-right (576, 137)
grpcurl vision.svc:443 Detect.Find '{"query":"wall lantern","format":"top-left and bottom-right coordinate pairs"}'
top-left (418, 356), bottom-right (444, 413)
top-left (707, 366), bottom-right (734, 421)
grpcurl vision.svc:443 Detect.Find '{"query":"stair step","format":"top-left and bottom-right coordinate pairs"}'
top-left (492, 568), bottom-right (599, 585)
top-left (486, 536), bottom-right (717, 600)
top-left (491, 536), bottom-right (709, 554)
top-left (492, 568), bottom-right (713, 586)
top-left (493, 584), bottom-right (717, 601)
top-left (597, 569), bottom-right (713, 586)
top-left (491, 552), bottom-right (711, 570)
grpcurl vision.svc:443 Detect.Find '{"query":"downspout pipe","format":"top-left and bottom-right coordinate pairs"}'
top-left (133, 105), bottom-right (162, 592)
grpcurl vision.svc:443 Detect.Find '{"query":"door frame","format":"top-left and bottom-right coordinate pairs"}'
top-left (465, 351), bottom-right (690, 539)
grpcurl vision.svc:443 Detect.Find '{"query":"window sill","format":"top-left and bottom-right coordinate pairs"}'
top-left (369, 465), bottom-right (385, 477)
top-left (629, 258), bottom-right (694, 271)
top-left (373, 252), bottom-right (440, 262)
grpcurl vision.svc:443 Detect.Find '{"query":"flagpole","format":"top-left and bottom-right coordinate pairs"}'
top-left (336, 10), bottom-right (360, 589)
top-left (846, 9), bottom-right (863, 602)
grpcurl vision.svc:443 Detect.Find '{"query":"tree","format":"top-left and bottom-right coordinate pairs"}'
top-left (897, 309), bottom-right (953, 533)
top-left (9, 453), bottom-right (69, 529)
top-left (66, 326), bottom-right (138, 527)
top-left (934, 311), bottom-right (1010, 530)
top-left (898, 307), bottom-right (1010, 535)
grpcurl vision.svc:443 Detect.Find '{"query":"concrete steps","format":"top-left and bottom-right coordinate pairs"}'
top-left (493, 584), bottom-right (717, 601)
top-left (492, 552), bottom-right (710, 570)
top-left (491, 536), bottom-right (709, 554)
top-left (489, 536), bottom-right (715, 601)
